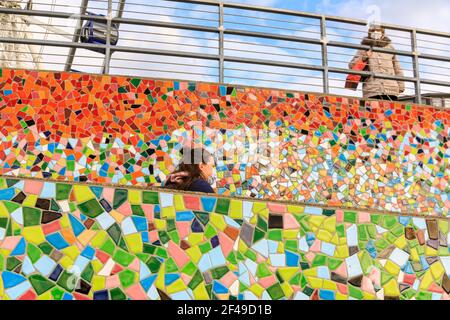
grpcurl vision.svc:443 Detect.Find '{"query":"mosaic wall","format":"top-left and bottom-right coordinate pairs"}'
top-left (0, 177), bottom-right (450, 300)
top-left (0, 69), bottom-right (449, 216)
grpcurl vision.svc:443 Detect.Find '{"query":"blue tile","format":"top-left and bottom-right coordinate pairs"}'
top-left (0, 188), bottom-right (15, 200)
top-left (46, 233), bottom-right (69, 250)
top-left (69, 214), bottom-right (85, 237)
top-left (201, 197), bottom-right (216, 212)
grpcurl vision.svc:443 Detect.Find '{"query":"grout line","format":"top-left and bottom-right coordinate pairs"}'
top-left (1, 173), bottom-right (448, 221)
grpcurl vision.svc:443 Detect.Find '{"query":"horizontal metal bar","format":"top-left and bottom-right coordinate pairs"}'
top-left (225, 28), bottom-right (321, 45)
top-left (225, 56), bottom-right (324, 72)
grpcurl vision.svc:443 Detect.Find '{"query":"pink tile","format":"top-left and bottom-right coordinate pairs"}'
top-left (221, 272), bottom-right (237, 287)
top-left (42, 221), bottom-right (61, 235)
top-left (358, 212), bottom-right (371, 224)
top-left (24, 180), bottom-right (44, 195)
top-left (310, 240), bottom-right (321, 253)
top-left (142, 204), bottom-right (154, 221)
top-left (148, 231), bottom-right (159, 243)
top-left (103, 188), bottom-right (115, 203)
top-left (361, 276), bottom-right (375, 294)
top-left (1, 236), bottom-right (22, 251)
top-left (259, 275), bottom-right (277, 289)
top-left (368, 267), bottom-right (380, 287)
top-left (334, 261), bottom-right (348, 278)
top-left (168, 241), bottom-right (190, 268)
top-left (181, 274), bottom-right (192, 285)
top-left (126, 284), bottom-right (149, 300)
top-left (176, 222), bottom-right (190, 239)
top-left (267, 203), bottom-right (286, 213)
top-left (117, 202), bottom-right (132, 216)
top-left (129, 258), bottom-right (140, 272)
top-left (337, 283), bottom-right (348, 295)
top-left (106, 274), bottom-right (120, 289)
top-left (218, 232), bottom-right (234, 258)
top-left (305, 252), bottom-right (315, 264)
top-left (184, 195), bottom-right (200, 210)
top-left (283, 214), bottom-right (300, 229)
top-left (336, 210), bottom-right (344, 223)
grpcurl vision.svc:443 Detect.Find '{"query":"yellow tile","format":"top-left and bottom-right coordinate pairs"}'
top-left (238, 240), bottom-right (249, 253)
top-left (281, 282), bottom-right (294, 298)
top-left (110, 210), bottom-right (126, 224)
top-left (0, 276), bottom-right (3, 297)
top-left (161, 207), bottom-right (175, 219)
top-left (336, 293), bottom-right (348, 300)
top-left (303, 268), bottom-right (318, 277)
top-left (430, 261), bottom-right (445, 280)
top-left (174, 195), bottom-right (185, 211)
top-left (410, 248), bottom-right (420, 262)
top-left (154, 219), bottom-right (167, 230)
top-left (283, 230), bottom-right (298, 239)
top-left (92, 260), bottom-right (103, 273)
top-left (62, 246), bottom-right (81, 261)
top-left (38, 291), bottom-right (53, 300)
top-left (317, 229), bottom-right (333, 242)
top-left (307, 277), bottom-right (323, 289)
top-left (91, 276), bottom-right (106, 292)
top-left (23, 195), bottom-right (38, 207)
top-left (60, 214), bottom-right (70, 229)
top-left (249, 284), bottom-right (264, 297)
top-left (384, 260), bottom-right (400, 276)
top-left (186, 246), bottom-right (202, 263)
top-left (363, 292), bottom-right (376, 300)
top-left (155, 264), bottom-right (165, 290)
top-left (323, 280), bottom-right (337, 291)
top-left (187, 232), bottom-right (203, 246)
top-left (277, 268), bottom-right (298, 281)
top-left (335, 245), bottom-right (349, 258)
top-left (193, 283), bottom-right (209, 300)
top-left (394, 236), bottom-right (407, 249)
top-left (91, 231), bottom-right (108, 248)
top-left (287, 205), bottom-right (304, 214)
top-left (73, 185), bottom-right (95, 203)
top-left (59, 256), bottom-right (74, 269)
top-left (0, 202), bottom-right (9, 217)
top-left (77, 230), bottom-right (97, 246)
top-left (229, 200), bottom-right (243, 219)
top-left (309, 216), bottom-right (325, 228)
top-left (330, 233), bottom-right (340, 245)
top-left (125, 233), bottom-right (143, 254)
top-left (166, 279), bottom-right (187, 294)
top-left (323, 217), bottom-right (336, 233)
top-left (128, 190), bottom-right (141, 205)
top-left (210, 213), bottom-right (226, 231)
top-left (252, 202), bottom-right (268, 214)
top-left (23, 226), bottom-right (46, 244)
top-left (425, 246), bottom-right (438, 256)
top-left (383, 279), bottom-right (400, 297)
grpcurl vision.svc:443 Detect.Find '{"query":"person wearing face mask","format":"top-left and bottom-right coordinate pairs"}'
top-left (163, 148), bottom-right (216, 194)
top-left (349, 24), bottom-right (405, 101)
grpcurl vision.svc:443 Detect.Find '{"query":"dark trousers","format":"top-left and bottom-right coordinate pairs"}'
top-left (369, 95), bottom-right (398, 101)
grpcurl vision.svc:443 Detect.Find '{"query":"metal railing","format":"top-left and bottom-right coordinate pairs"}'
top-left (0, 0), bottom-right (449, 106)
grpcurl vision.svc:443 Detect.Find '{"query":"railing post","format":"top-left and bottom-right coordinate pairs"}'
top-left (103, 0), bottom-right (113, 75)
top-left (64, 0), bottom-right (89, 72)
top-left (320, 16), bottom-right (329, 94)
top-left (219, 3), bottom-right (225, 83)
top-left (411, 29), bottom-right (422, 105)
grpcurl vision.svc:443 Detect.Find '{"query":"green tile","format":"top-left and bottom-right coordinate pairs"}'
top-left (29, 275), bottom-right (55, 295)
top-left (57, 271), bottom-right (76, 292)
top-left (27, 243), bottom-right (42, 263)
top-left (7, 257), bottom-right (21, 271)
top-left (81, 263), bottom-right (94, 283)
top-left (181, 261), bottom-right (197, 276)
top-left (211, 266), bottom-right (229, 279)
top-left (142, 191), bottom-right (159, 204)
top-left (119, 270), bottom-right (136, 288)
top-left (267, 283), bottom-right (284, 300)
top-left (344, 211), bottom-right (357, 223)
top-left (56, 183), bottom-right (72, 201)
top-left (131, 205), bottom-right (145, 216)
top-left (78, 199), bottom-right (104, 218)
top-left (165, 258), bottom-right (179, 273)
top-left (107, 223), bottom-right (122, 245)
top-left (113, 249), bottom-right (134, 267)
top-left (38, 242), bottom-right (53, 255)
top-left (215, 198), bottom-right (230, 215)
top-left (146, 257), bottom-right (161, 273)
top-left (110, 287), bottom-right (127, 300)
top-left (51, 287), bottom-right (65, 300)
top-left (188, 271), bottom-right (203, 290)
top-left (113, 189), bottom-right (128, 209)
top-left (23, 207), bottom-right (41, 227)
top-left (256, 263), bottom-right (272, 278)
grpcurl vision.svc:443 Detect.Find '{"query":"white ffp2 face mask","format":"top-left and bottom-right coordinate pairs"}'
top-left (371, 31), bottom-right (383, 40)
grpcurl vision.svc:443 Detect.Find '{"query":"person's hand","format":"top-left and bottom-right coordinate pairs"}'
top-left (363, 50), bottom-right (373, 61)
top-left (168, 172), bottom-right (189, 184)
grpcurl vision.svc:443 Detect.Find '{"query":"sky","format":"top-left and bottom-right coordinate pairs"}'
top-left (227, 0), bottom-right (450, 33)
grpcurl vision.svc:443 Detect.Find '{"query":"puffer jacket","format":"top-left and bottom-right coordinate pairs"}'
top-left (349, 36), bottom-right (405, 98)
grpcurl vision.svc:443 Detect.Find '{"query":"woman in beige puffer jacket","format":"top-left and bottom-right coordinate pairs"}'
top-left (349, 26), bottom-right (405, 100)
